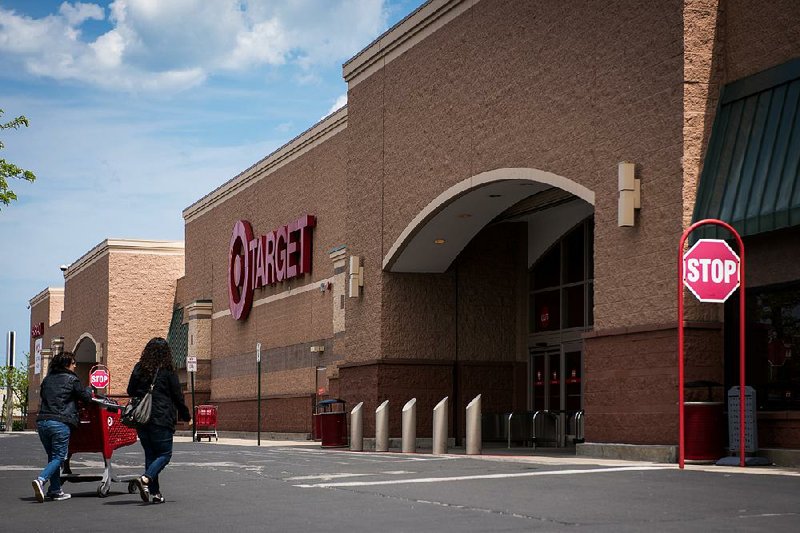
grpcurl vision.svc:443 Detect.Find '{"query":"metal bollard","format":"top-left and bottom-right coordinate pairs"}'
top-left (466, 394), bottom-right (482, 455)
top-left (375, 400), bottom-right (389, 452)
top-left (432, 396), bottom-right (449, 455)
top-left (350, 402), bottom-right (364, 451)
top-left (401, 398), bottom-right (417, 453)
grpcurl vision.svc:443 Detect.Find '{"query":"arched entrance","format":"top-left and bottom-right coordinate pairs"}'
top-left (383, 168), bottom-right (594, 445)
top-left (73, 335), bottom-right (98, 388)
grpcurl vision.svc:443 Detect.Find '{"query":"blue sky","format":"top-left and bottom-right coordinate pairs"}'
top-left (0, 0), bottom-right (425, 367)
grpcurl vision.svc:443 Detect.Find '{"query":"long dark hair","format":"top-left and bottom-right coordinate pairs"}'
top-left (138, 337), bottom-right (174, 379)
top-left (49, 351), bottom-right (76, 373)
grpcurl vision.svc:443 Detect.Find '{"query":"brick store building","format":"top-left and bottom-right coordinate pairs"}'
top-left (27, 240), bottom-right (184, 420)
top-left (29, 0), bottom-right (800, 457)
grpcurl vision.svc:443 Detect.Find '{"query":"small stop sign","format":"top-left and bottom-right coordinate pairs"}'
top-left (90, 369), bottom-right (110, 389)
top-left (683, 239), bottom-right (740, 303)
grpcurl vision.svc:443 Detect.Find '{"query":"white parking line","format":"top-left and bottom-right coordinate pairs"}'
top-left (295, 465), bottom-right (674, 488)
top-left (285, 473), bottom-right (373, 481)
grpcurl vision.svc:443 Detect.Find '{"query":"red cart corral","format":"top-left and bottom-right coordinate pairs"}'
top-left (194, 405), bottom-right (218, 442)
top-left (61, 396), bottom-right (140, 497)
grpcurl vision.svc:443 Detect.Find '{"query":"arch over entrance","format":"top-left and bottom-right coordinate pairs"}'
top-left (383, 168), bottom-right (595, 273)
top-left (73, 334), bottom-right (98, 363)
top-left (72, 334), bottom-right (99, 388)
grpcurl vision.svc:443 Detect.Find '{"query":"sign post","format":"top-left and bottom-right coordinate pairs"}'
top-left (256, 343), bottom-right (261, 447)
top-left (187, 356), bottom-right (197, 442)
top-left (678, 219), bottom-right (745, 468)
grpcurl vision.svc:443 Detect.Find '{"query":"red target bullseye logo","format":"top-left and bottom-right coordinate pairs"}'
top-left (228, 220), bottom-right (254, 320)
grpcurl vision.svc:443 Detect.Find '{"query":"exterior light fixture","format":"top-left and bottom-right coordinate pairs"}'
top-left (348, 256), bottom-right (364, 298)
top-left (618, 161), bottom-right (641, 227)
top-left (434, 239), bottom-right (446, 245)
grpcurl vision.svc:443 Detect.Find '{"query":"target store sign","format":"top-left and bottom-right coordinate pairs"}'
top-left (90, 369), bottom-right (110, 389)
top-left (228, 216), bottom-right (316, 320)
top-left (683, 239), bottom-right (740, 303)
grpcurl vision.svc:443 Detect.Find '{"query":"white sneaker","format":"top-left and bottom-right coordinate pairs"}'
top-left (32, 479), bottom-right (45, 503)
top-left (48, 491), bottom-right (71, 501)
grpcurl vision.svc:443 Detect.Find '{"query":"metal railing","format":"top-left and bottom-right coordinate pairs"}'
top-left (531, 410), bottom-right (561, 450)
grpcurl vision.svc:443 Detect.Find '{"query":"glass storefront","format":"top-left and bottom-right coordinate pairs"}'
top-left (727, 281), bottom-right (800, 411)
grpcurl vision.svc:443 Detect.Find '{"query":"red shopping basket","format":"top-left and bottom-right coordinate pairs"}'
top-left (194, 404), bottom-right (218, 442)
top-left (62, 396), bottom-right (140, 497)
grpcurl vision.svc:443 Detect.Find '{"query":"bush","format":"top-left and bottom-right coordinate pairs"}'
top-left (12, 420), bottom-right (25, 431)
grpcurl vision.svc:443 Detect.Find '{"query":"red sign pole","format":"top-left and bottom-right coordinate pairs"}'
top-left (677, 219), bottom-right (745, 469)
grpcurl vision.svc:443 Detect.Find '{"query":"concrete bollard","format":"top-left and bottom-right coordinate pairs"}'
top-left (375, 400), bottom-right (389, 452)
top-left (466, 394), bottom-right (482, 455)
top-left (401, 398), bottom-right (417, 453)
top-left (432, 396), bottom-right (449, 455)
top-left (350, 402), bottom-right (364, 451)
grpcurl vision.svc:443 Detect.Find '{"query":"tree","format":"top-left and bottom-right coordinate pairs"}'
top-left (1, 108), bottom-right (36, 209)
top-left (1, 357), bottom-right (30, 429)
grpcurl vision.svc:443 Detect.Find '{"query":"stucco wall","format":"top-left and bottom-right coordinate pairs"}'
top-left (106, 251), bottom-right (184, 396)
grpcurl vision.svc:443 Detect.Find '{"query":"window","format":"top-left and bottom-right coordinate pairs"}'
top-left (727, 281), bottom-right (800, 410)
top-left (529, 218), bottom-right (594, 333)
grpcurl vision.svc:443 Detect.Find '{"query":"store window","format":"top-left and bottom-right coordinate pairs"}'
top-left (529, 217), bottom-right (594, 333)
top-left (727, 282), bottom-right (800, 411)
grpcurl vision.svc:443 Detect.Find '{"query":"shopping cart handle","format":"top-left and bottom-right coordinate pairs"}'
top-left (91, 397), bottom-right (121, 412)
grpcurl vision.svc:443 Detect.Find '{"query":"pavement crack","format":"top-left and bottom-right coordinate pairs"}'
top-left (322, 486), bottom-right (581, 526)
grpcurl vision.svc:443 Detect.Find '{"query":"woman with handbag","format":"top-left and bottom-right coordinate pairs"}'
top-left (127, 337), bottom-right (191, 504)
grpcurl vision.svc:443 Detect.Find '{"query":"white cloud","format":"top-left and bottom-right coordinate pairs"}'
top-left (322, 93), bottom-right (347, 119)
top-left (59, 2), bottom-right (105, 27)
top-left (0, 0), bottom-right (388, 93)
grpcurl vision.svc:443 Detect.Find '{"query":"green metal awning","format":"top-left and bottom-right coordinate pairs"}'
top-left (692, 58), bottom-right (800, 238)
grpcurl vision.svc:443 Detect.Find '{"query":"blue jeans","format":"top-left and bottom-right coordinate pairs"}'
top-left (137, 426), bottom-right (174, 494)
top-left (36, 420), bottom-right (71, 494)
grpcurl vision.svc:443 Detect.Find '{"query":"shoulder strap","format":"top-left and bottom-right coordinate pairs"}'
top-left (148, 368), bottom-right (160, 392)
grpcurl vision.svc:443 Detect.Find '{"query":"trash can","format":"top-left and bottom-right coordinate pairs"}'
top-left (685, 402), bottom-right (725, 460)
top-left (685, 380), bottom-right (725, 461)
top-left (317, 399), bottom-right (348, 448)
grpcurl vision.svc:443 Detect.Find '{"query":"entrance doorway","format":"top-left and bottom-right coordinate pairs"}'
top-left (529, 341), bottom-right (583, 413)
top-left (527, 216), bottom-right (593, 446)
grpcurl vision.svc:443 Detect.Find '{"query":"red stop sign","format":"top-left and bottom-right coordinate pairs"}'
top-left (90, 369), bottom-right (110, 389)
top-left (683, 239), bottom-right (740, 303)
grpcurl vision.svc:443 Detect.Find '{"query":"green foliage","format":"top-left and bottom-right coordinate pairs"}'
top-left (1, 364), bottom-right (29, 423)
top-left (1, 108), bottom-right (36, 209)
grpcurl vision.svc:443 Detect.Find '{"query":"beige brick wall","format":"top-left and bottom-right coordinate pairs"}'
top-left (106, 252), bottom-right (184, 396)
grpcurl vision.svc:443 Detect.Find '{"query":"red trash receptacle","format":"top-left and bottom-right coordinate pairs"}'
top-left (685, 401), bottom-right (725, 461)
top-left (318, 399), bottom-right (347, 448)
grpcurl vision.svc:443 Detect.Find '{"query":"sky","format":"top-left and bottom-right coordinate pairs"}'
top-left (0, 0), bottom-right (426, 368)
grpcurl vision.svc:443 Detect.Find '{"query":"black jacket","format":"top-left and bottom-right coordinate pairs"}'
top-left (126, 363), bottom-right (191, 431)
top-left (37, 369), bottom-right (93, 428)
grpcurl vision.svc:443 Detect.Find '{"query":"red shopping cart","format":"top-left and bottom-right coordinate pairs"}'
top-left (194, 404), bottom-right (218, 442)
top-left (61, 395), bottom-right (140, 497)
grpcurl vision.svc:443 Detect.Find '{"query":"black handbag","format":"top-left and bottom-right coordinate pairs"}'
top-left (121, 369), bottom-right (158, 428)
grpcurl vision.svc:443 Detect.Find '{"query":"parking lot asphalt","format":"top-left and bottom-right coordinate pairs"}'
top-left (2, 431), bottom-right (799, 532)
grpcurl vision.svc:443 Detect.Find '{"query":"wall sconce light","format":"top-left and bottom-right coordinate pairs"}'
top-left (348, 256), bottom-right (364, 298)
top-left (618, 162), bottom-right (641, 227)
